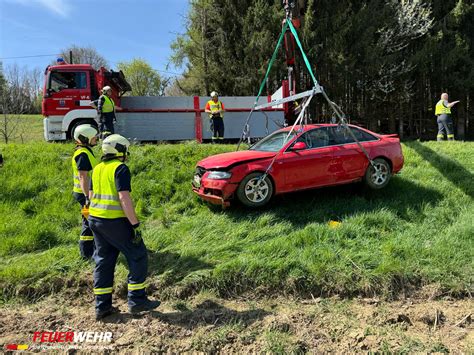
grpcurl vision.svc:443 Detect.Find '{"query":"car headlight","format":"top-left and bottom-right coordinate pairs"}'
top-left (207, 171), bottom-right (232, 180)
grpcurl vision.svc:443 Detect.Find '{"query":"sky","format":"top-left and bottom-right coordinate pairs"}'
top-left (0, 0), bottom-right (189, 77)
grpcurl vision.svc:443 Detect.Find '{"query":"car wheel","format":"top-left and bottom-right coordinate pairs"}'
top-left (236, 172), bottom-right (273, 208)
top-left (364, 158), bottom-right (391, 189)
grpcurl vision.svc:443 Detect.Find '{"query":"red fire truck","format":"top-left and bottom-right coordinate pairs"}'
top-left (42, 63), bottom-right (284, 142)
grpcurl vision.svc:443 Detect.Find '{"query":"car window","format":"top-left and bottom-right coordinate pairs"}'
top-left (328, 126), bottom-right (377, 145)
top-left (296, 127), bottom-right (330, 149)
top-left (349, 127), bottom-right (378, 142)
top-left (250, 131), bottom-right (297, 152)
top-left (49, 71), bottom-right (87, 92)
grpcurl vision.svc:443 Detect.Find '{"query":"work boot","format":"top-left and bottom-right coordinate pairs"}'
top-left (129, 299), bottom-right (161, 314)
top-left (95, 306), bottom-right (119, 321)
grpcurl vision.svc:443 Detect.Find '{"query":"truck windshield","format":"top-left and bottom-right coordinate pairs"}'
top-left (48, 71), bottom-right (87, 92)
top-left (249, 131), bottom-right (297, 152)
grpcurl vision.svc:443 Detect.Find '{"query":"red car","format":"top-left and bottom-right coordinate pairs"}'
top-left (193, 124), bottom-right (404, 208)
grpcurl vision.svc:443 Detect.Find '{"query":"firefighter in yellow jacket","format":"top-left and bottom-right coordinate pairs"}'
top-left (205, 91), bottom-right (225, 142)
top-left (97, 86), bottom-right (116, 138)
top-left (88, 134), bottom-right (160, 320)
top-left (72, 124), bottom-right (99, 259)
top-left (435, 93), bottom-right (459, 141)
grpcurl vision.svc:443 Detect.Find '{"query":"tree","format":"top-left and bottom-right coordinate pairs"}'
top-left (58, 45), bottom-right (108, 69)
top-left (117, 58), bottom-right (168, 96)
top-left (0, 64), bottom-right (33, 143)
top-left (170, 0), bottom-right (283, 96)
top-left (164, 78), bottom-right (187, 96)
top-left (173, 0), bottom-right (474, 139)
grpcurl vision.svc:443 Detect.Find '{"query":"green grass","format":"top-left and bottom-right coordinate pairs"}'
top-left (0, 137), bottom-right (473, 302)
top-left (0, 114), bottom-right (44, 143)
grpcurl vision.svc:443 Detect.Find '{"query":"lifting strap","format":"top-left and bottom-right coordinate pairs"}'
top-left (237, 21), bottom-right (289, 149)
top-left (259, 94), bottom-right (315, 182)
top-left (237, 17), bottom-right (377, 170)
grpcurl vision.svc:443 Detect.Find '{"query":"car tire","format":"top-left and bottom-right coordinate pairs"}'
top-left (364, 158), bottom-right (392, 189)
top-left (236, 172), bottom-right (273, 208)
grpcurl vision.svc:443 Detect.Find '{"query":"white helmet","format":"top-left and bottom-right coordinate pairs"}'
top-left (102, 86), bottom-right (112, 93)
top-left (102, 134), bottom-right (130, 156)
top-left (73, 124), bottom-right (98, 145)
top-left (210, 91), bottom-right (218, 98)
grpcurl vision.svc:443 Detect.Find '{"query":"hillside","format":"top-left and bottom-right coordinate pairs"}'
top-left (1, 139), bottom-right (472, 301)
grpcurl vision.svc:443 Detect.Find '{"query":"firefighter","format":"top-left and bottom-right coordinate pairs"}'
top-left (88, 134), bottom-right (160, 320)
top-left (97, 86), bottom-right (116, 138)
top-left (435, 93), bottom-right (459, 141)
top-left (205, 91), bottom-right (225, 143)
top-left (72, 124), bottom-right (99, 259)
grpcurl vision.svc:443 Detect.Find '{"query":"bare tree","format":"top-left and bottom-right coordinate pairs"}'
top-left (0, 64), bottom-right (34, 143)
top-left (164, 78), bottom-right (187, 96)
top-left (58, 45), bottom-right (108, 69)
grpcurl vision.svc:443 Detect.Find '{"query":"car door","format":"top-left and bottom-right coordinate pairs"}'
top-left (277, 127), bottom-right (335, 191)
top-left (328, 126), bottom-right (378, 182)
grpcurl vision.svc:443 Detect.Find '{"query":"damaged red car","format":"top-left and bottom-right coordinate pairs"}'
top-left (192, 124), bottom-right (404, 208)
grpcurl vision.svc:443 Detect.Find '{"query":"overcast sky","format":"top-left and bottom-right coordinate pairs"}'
top-left (0, 0), bottom-right (189, 76)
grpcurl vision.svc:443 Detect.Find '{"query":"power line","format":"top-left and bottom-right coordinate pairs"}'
top-left (0, 54), bottom-right (197, 79)
top-left (0, 54), bottom-right (59, 60)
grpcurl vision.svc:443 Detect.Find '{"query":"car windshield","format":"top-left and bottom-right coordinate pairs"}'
top-left (249, 131), bottom-right (297, 152)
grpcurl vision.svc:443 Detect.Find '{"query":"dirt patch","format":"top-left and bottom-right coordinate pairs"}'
top-left (0, 293), bottom-right (472, 353)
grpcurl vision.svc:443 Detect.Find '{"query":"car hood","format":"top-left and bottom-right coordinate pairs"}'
top-left (197, 150), bottom-right (276, 169)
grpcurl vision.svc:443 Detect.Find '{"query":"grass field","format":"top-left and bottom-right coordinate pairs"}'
top-left (0, 115), bottom-right (472, 303)
top-left (0, 114), bottom-right (45, 143)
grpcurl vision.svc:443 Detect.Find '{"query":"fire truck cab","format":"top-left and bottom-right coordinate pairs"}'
top-left (42, 64), bottom-right (130, 140)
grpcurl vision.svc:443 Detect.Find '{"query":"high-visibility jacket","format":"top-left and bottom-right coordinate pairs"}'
top-left (102, 95), bottom-right (115, 113)
top-left (206, 100), bottom-right (224, 118)
top-left (89, 159), bottom-right (126, 219)
top-left (435, 100), bottom-right (451, 115)
top-left (72, 147), bottom-right (98, 194)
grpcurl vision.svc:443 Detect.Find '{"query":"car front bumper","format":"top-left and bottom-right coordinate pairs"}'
top-left (192, 176), bottom-right (238, 207)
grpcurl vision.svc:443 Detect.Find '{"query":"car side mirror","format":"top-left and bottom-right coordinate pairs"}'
top-left (291, 141), bottom-right (307, 151)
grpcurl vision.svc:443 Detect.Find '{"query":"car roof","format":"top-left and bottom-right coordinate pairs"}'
top-left (279, 123), bottom-right (359, 132)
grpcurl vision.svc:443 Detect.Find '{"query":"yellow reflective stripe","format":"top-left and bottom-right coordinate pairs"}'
top-left (92, 193), bottom-right (119, 201)
top-left (80, 235), bottom-right (94, 241)
top-left (437, 134), bottom-right (444, 138)
top-left (90, 202), bottom-right (123, 211)
top-left (128, 282), bottom-right (147, 291)
top-left (447, 134), bottom-right (454, 138)
top-left (94, 287), bottom-right (113, 295)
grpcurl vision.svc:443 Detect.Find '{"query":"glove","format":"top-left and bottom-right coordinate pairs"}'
top-left (84, 196), bottom-right (90, 208)
top-left (131, 223), bottom-right (142, 245)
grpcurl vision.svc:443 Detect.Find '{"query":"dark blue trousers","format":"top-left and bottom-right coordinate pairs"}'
top-left (437, 114), bottom-right (454, 140)
top-left (89, 216), bottom-right (148, 313)
top-left (99, 112), bottom-right (115, 135)
top-left (211, 116), bottom-right (224, 140)
top-left (73, 192), bottom-right (94, 259)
